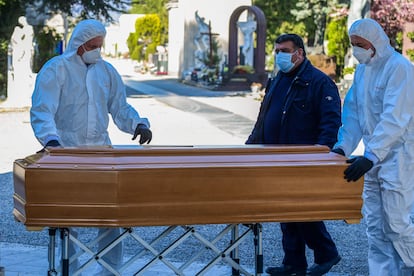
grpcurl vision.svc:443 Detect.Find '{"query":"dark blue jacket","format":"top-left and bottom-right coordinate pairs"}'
top-left (246, 59), bottom-right (341, 148)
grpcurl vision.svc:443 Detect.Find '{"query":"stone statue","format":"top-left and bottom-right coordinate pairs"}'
top-left (237, 13), bottom-right (256, 67)
top-left (347, 0), bottom-right (370, 29)
top-left (11, 16), bottom-right (34, 75)
top-left (194, 11), bottom-right (210, 68)
top-left (345, 0), bottom-right (371, 68)
top-left (5, 16), bottom-right (35, 108)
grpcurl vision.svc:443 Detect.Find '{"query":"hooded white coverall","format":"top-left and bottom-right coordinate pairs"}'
top-left (31, 19), bottom-right (149, 147)
top-left (334, 18), bottom-right (414, 275)
top-left (30, 19), bottom-right (150, 274)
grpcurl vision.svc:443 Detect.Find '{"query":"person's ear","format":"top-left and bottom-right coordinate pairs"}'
top-left (296, 48), bottom-right (304, 60)
top-left (77, 45), bottom-right (85, 56)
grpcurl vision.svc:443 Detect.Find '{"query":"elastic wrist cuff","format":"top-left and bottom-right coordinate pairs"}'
top-left (364, 151), bottom-right (379, 164)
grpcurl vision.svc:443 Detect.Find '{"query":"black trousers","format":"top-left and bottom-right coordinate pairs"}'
top-left (281, 221), bottom-right (339, 268)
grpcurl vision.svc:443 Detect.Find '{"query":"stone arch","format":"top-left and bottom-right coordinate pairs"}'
top-left (228, 5), bottom-right (266, 76)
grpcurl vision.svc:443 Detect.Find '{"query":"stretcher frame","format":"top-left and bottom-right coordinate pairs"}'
top-left (46, 224), bottom-right (263, 276)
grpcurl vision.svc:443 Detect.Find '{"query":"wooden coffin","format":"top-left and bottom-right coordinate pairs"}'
top-left (13, 145), bottom-right (363, 229)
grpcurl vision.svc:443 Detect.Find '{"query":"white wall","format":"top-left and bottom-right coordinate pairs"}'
top-left (105, 14), bottom-right (144, 57)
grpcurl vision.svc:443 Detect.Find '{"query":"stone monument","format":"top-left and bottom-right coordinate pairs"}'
top-left (10, 16), bottom-right (34, 78)
top-left (237, 12), bottom-right (257, 67)
top-left (226, 5), bottom-right (267, 90)
top-left (3, 16), bottom-right (35, 108)
top-left (194, 11), bottom-right (210, 68)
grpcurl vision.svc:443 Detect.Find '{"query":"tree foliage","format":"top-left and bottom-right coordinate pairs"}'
top-left (199, 33), bottom-right (221, 69)
top-left (325, 11), bottom-right (349, 79)
top-left (292, 0), bottom-right (329, 50)
top-left (28, 0), bottom-right (130, 22)
top-left (252, 0), bottom-right (299, 53)
top-left (127, 14), bottom-right (161, 62)
top-left (130, 0), bottom-right (168, 15)
top-left (253, 0), bottom-right (348, 54)
top-left (32, 26), bottom-right (62, 73)
top-left (371, 0), bottom-right (414, 49)
top-left (129, 0), bottom-right (168, 46)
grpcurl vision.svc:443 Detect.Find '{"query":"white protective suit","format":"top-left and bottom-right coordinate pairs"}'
top-left (31, 19), bottom-right (149, 147)
top-left (334, 18), bottom-right (414, 275)
top-left (30, 19), bottom-right (150, 274)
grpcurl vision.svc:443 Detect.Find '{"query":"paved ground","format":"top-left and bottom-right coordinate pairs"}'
top-left (0, 58), bottom-right (368, 275)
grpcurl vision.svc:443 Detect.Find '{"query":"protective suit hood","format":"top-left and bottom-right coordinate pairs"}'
top-left (64, 19), bottom-right (106, 58)
top-left (349, 18), bottom-right (394, 64)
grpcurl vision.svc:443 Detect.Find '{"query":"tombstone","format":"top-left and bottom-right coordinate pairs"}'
top-left (224, 5), bottom-right (267, 90)
top-left (3, 16), bottom-right (35, 108)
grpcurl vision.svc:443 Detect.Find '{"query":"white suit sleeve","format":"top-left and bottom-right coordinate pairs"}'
top-left (105, 63), bottom-right (150, 134)
top-left (365, 62), bottom-right (414, 162)
top-left (30, 61), bottom-right (62, 146)
top-left (335, 83), bottom-right (363, 156)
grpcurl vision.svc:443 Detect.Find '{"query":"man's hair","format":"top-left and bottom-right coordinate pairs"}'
top-left (275, 34), bottom-right (306, 57)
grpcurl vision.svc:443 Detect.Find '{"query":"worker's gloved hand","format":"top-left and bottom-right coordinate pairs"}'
top-left (37, 140), bottom-right (61, 153)
top-left (45, 140), bottom-right (61, 147)
top-left (344, 156), bottom-right (373, 182)
top-left (132, 124), bottom-right (152, 144)
top-left (331, 148), bottom-right (345, 156)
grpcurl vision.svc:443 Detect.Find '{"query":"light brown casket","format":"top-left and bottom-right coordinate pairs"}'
top-left (13, 145), bottom-right (363, 229)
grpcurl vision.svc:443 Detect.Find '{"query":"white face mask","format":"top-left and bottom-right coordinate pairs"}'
top-left (81, 46), bottom-right (102, 64)
top-left (276, 51), bottom-right (297, 73)
top-left (352, 46), bottom-right (374, 64)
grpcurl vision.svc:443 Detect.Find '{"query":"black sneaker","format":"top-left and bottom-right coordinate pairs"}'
top-left (306, 255), bottom-right (341, 275)
top-left (265, 264), bottom-right (307, 276)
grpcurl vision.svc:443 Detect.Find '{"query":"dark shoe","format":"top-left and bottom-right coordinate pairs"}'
top-left (306, 255), bottom-right (341, 275)
top-left (266, 264), bottom-right (307, 276)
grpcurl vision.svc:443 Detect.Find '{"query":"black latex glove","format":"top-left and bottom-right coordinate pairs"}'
top-left (344, 156), bottom-right (373, 182)
top-left (132, 124), bottom-right (152, 144)
top-left (46, 140), bottom-right (61, 147)
top-left (37, 140), bottom-right (61, 153)
top-left (331, 148), bottom-right (345, 156)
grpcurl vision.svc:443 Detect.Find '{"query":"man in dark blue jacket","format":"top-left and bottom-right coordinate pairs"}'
top-left (247, 34), bottom-right (341, 276)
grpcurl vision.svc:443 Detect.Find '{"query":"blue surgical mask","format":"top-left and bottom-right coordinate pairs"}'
top-left (276, 51), bottom-right (297, 72)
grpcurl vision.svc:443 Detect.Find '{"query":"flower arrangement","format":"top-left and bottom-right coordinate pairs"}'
top-left (232, 65), bottom-right (255, 74)
top-left (250, 82), bottom-right (262, 93)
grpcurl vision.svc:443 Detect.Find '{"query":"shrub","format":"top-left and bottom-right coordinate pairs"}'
top-left (406, 48), bottom-right (414, 61)
top-left (325, 15), bottom-right (349, 81)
